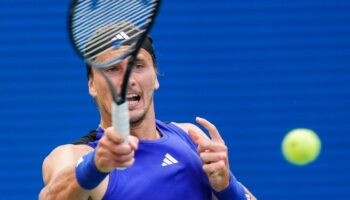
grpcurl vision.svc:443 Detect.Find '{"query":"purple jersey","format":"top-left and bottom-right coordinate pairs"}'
top-left (87, 120), bottom-right (212, 200)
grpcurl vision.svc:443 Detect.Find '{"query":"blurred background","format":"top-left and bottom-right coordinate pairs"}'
top-left (1, 0), bottom-right (350, 199)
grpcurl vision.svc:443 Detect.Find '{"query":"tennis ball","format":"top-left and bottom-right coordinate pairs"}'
top-left (282, 128), bottom-right (321, 165)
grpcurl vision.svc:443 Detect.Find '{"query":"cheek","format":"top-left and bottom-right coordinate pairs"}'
top-left (95, 76), bottom-right (109, 93)
top-left (93, 77), bottom-right (112, 102)
top-left (145, 75), bottom-right (157, 92)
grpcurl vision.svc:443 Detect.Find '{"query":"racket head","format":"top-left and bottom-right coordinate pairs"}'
top-left (67, 0), bottom-right (161, 141)
top-left (68, 0), bottom-right (161, 69)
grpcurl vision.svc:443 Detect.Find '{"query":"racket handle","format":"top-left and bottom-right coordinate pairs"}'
top-left (112, 101), bottom-right (130, 143)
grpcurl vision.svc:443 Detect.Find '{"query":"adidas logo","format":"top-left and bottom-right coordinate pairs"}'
top-left (161, 153), bottom-right (178, 167)
top-left (111, 31), bottom-right (130, 41)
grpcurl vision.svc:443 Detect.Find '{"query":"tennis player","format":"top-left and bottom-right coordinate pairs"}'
top-left (39, 34), bottom-right (256, 200)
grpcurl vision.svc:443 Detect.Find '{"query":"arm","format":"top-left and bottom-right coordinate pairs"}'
top-left (39, 144), bottom-right (98, 200)
top-left (39, 127), bottom-right (138, 200)
top-left (175, 118), bottom-right (257, 200)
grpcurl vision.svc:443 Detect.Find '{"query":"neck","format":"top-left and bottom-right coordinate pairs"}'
top-left (99, 105), bottom-right (159, 140)
top-left (100, 118), bottom-right (159, 140)
top-left (130, 117), bottom-right (159, 140)
top-left (129, 103), bottom-right (158, 140)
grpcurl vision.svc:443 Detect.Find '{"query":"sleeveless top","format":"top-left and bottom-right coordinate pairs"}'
top-left (81, 120), bottom-right (212, 200)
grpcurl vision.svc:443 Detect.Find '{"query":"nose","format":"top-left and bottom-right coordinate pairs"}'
top-left (116, 60), bottom-right (136, 91)
top-left (128, 71), bottom-right (136, 87)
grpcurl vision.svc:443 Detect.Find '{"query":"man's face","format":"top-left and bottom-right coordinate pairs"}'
top-left (88, 47), bottom-right (159, 126)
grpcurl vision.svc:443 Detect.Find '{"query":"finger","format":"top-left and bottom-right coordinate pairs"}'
top-left (202, 160), bottom-right (227, 176)
top-left (115, 158), bottom-right (135, 168)
top-left (104, 127), bottom-right (125, 144)
top-left (98, 137), bottom-right (133, 156)
top-left (112, 151), bottom-right (135, 163)
top-left (128, 135), bottom-right (139, 150)
top-left (95, 146), bottom-right (135, 171)
top-left (199, 151), bottom-right (228, 164)
top-left (196, 117), bottom-right (224, 143)
top-left (188, 128), bottom-right (210, 142)
top-left (188, 129), bottom-right (201, 145)
top-left (106, 157), bottom-right (136, 169)
top-left (197, 139), bottom-right (228, 153)
top-left (111, 143), bottom-right (134, 155)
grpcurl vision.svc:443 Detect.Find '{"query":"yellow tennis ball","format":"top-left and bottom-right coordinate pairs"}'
top-left (282, 128), bottom-right (321, 165)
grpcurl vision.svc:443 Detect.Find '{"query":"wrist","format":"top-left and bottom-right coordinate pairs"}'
top-left (213, 172), bottom-right (246, 200)
top-left (75, 150), bottom-right (109, 190)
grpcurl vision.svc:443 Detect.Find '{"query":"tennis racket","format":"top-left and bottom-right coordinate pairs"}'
top-left (68, 0), bottom-right (161, 141)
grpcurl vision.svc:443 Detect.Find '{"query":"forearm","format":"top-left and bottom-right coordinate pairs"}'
top-left (39, 165), bottom-right (90, 200)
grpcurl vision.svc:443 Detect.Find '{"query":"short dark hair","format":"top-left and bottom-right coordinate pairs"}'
top-left (86, 35), bottom-right (157, 79)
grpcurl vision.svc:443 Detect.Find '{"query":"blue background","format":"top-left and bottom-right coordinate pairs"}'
top-left (1, 0), bottom-right (350, 199)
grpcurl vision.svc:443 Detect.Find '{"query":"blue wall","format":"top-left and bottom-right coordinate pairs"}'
top-left (0, 0), bottom-right (349, 199)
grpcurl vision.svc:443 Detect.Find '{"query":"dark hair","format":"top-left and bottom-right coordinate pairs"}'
top-left (83, 22), bottom-right (158, 79)
top-left (86, 35), bottom-right (157, 79)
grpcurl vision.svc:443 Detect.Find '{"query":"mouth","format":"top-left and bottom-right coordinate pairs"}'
top-left (127, 93), bottom-right (141, 102)
top-left (126, 93), bottom-right (141, 109)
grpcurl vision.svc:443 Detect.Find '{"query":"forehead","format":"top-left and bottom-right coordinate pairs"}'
top-left (95, 46), bottom-right (152, 63)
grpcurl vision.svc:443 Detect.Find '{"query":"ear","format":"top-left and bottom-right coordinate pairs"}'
top-left (88, 78), bottom-right (98, 97)
top-left (154, 77), bottom-right (160, 90)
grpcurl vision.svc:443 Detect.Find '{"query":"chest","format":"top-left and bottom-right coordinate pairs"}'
top-left (103, 136), bottom-right (211, 200)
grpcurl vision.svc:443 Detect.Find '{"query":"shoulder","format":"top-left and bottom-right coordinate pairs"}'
top-left (42, 144), bottom-right (93, 184)
top-left (45, 144), bottom-right (93, 160)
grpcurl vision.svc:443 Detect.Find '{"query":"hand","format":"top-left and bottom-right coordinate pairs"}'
top-left (188, 117), bottom-right (230, 192)
top-left (94, 127), bottom-right (139, 173)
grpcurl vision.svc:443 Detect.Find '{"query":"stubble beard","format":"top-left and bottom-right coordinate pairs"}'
top-left (97, 93), bottom-right (154, 128)
top-left (129, 94), bottom-right (154, 128)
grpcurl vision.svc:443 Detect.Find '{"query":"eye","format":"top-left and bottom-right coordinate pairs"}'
top-left (134, 63), bottom-right (144, 70)
top-left (104, 65), bottom-right (120, 73)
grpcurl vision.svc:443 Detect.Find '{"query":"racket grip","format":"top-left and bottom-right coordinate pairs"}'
top-left (112, 101), bottom-right (130, 142)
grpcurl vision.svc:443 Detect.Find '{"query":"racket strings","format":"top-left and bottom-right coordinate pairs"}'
top-left (71, 0), bottom-right (157, 62)
top-left (83, 22), bottom-right (146, 60)
top-left (77, 20), bottom-right (147, 59)
top-left (73, 0), bottom-right (143, 38)
top-left (75, 4), bottom-right (154, 48)
top-left (82, 22), bottom-right (152, 64)
top-left (73, 0), bottom-right (148, 25)
top-left (80, 15), bottom-right (150, 57)
top-left (74, 7), bottom-right (146, 47)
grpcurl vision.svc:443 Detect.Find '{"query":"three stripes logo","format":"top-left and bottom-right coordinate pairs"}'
top-left (161, 153), bottom-right (178, 167)
top-left (111, 31), bottom-right (130, 42)
top-left (111, 31), bottom-right (130, 47)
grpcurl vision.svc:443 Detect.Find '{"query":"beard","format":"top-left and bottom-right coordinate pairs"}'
top-left (95, 91), bottom-right (155, 128)
top-left (129, 94), bottom-right (154, 127)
